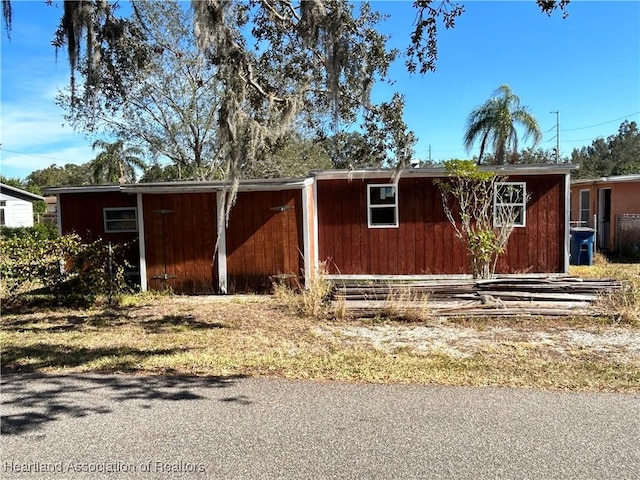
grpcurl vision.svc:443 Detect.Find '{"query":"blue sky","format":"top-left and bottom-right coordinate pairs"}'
top-left (1, 1), bottom-right (639, 180)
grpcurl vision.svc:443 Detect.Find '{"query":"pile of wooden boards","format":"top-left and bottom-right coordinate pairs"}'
top-left (332, 276), bottom-right (622, 317)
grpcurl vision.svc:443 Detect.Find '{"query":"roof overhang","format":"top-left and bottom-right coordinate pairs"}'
top-left (311, 164), bottom-right (578, 181)
top-left (43, 185), bottom-right (123, 195)
top-left (0, 183), bottom-right (45, 202)
top-left (43, 178), bottom-right (313, 195)
top-left (122, 177), bottom-right (312, 194)
top-left (42, 165), bottom-right (578, 195)
top-left (571, 174), bottom-right (640, 186)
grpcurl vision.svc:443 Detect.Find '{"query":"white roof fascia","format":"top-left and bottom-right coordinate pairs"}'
top-left (571, 174), bottom-right (640, 185)
top-left (43, 185), bottom-right (122, 195)
top-left (0, 183), bottom-right (45, 201)
top-left (43, 179), bottom-right (310, 196)
top-left (311, 164), bottom-right (578, 181)
top-left (122, 178), bottom-right (309, 194)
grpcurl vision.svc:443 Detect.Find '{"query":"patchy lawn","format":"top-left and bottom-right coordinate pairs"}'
top-left (1, 294), bottom-right (638, 392)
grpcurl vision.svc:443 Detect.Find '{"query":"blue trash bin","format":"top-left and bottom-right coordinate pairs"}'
top-left (570, 227), bottom-right (596, 265)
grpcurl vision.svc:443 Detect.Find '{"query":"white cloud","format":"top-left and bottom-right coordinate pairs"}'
top-left (1, 58), bottom-right (93, 177)
top-left (2, 106), bottom-right (84, 148)
top-left (1, 144), bottom-right (94, 179)
top-left (1, 3), bottom-right (94, 180)
top-left (0, 90), bottom-right (93, 178)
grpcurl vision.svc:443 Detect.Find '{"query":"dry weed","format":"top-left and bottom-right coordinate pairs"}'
top-left (272, 263), bottom-right (335, 318)
top-left (1, 294), bottom-right (638, 391)
top-left (572, 259), bottom-right (640, 325)
top-left (381, 286), bottom-right (432, 322)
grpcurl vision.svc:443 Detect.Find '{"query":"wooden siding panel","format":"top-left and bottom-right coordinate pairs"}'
top-left (549, 177), bottom-right (562, 270)
top-left (413, 181), bottom-right (426, 274)
top-left (60, 191), bottom-right (137, 242)
top-left (143, 193), bottom-right (217, 294)
top-left (59, 191), bottom-right (139, 273)
top-left (294, 191), bottom-right (304, 277)
top-left (496, 175), bottom-right (564, 274)
top-left (163, 195), bottom-right (177, 291)
top-left (142, 194), bottom-right (163, 289)
top-left (421, 186), bottom-right (435, 274)
top-left (527, 184), bottom-right (540, 271)
top-left (432, 188), bottom-right (446, 274)
top-left (171, 193), bottom-right (183, 288)
top-left (225, 190), bottom-right (303, 293)
top-left (397, 182), bottom-right (412, 274)
top-left (254, 195), bottom-right (267, 279)
top-left (317, 175), bottom-right (566, 276)
top-left (191, 194), bottom-right (206, 291)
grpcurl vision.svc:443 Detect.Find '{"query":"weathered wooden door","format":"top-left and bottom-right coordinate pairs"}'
top-left (225, 190), bottom-right (303, 293)
top-left (143, 193), bottom-right (218, 294)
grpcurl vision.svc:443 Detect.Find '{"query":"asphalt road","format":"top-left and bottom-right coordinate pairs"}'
top-left (1, 373), bottom-right (639, 479)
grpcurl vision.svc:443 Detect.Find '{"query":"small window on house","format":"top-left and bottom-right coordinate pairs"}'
top-left (569, 192), bottom-right (573, 221)
top-left (104, 207), bottom-right (138, 232)
top-left (0, 201), bottom-right (6, 226)
top-left (579, 189), bottom-right (590, 225)
top-left (494, 182), bottom-right (526, 227)
top-left (368, 184), bottom-right (398, 228)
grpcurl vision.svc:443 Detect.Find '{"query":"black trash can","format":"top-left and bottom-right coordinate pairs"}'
top-left (570, 227), bottom-right (596, 265)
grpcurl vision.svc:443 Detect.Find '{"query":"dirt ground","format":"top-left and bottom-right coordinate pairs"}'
top-left (2, 295), bottom-right (639, 390)
top-left (315, 317), bottom-right (640, 363)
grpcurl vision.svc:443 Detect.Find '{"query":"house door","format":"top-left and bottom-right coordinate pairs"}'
top-left (225, 190), bottom-right (303, 293)
top-left (598, 188), bottom-right (611, 250)
top-left (143, 193), bottom-right (219, 294)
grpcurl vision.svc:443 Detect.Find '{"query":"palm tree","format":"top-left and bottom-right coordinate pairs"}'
top-left (90, 140), bottom-right (146, 184)
top-left (464, 85), bottom-right (542, 165)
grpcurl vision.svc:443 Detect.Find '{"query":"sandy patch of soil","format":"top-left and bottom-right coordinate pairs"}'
top-left (316, 321), bottom-right (640, 362)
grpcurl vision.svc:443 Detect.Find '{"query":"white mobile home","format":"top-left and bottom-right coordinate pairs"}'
top-left (0, 183), bottom-right (45, 228)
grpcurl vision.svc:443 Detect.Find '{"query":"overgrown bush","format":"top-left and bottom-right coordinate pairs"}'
top-left (434, 159), bottom-right (524, 279)
top-left (0, 231), bottom-right (131, 307)
top-left (0, 223), bottom-right (59, 241)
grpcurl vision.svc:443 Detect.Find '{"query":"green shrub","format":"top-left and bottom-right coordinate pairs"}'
top-left (0, 231), bottom-right (131, 307)
top-left (434, 159), bottom-right (524, 279)
top-left (0, 223), bottom-right (59, 241)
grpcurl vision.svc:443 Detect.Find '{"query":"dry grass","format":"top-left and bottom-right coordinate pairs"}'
top-left (571, 258), bottom-right (640, 325)
top-left (380, 286), bottom-right (432, 322)
top-left (2, 258), bottom-right (638, 391)
top-left (272, 273), bottom-right (335, 319)
top-left (1, 292), bottom-right (638, 392)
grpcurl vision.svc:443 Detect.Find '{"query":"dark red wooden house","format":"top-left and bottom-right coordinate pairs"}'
top-left (46, 164), bottom-right (574, 294)
top-left (49, 179), bottom-right (312, 294)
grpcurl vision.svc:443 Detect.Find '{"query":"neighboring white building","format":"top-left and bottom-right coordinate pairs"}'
top-left (0, 183), bottom-right (45, 228)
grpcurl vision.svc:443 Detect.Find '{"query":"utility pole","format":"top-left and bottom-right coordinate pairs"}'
top-left (550, 111), bottom-right (560, 163)
top-left (428, 145), bottom-right (432, 164)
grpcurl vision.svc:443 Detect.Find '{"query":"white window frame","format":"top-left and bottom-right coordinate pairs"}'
top-left (0, 200), bottom-right (6, 227)
top-left (103, 207), bottom-right (138, 233)
top-left (579, 189), bottom-right (590, 225)
top-left (367, 184), bottom-right (399, 228)
top-left (494, 182), bottom-right (526, 228)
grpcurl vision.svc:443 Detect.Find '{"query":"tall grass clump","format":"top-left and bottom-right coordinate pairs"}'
top-left (382, 285), bottom-right (432, 322)
top-left (273, 263), bottom-right (335, 319)
top-left (573, 257), bottom-right (640, 325)
top-left (597, 265), bottom-right (640, 325)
